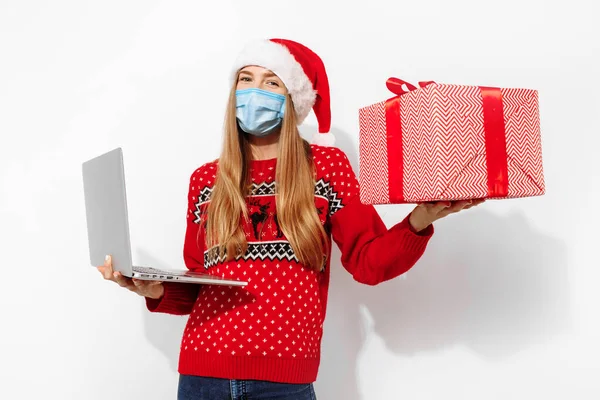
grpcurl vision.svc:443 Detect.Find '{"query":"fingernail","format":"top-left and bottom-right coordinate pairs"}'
top-left (113, 272), bottom-right (118, 278)
top-left (105, 255), bottom-right (110, 261)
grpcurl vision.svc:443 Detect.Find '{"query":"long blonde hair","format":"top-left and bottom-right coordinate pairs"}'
top-left (204, 83), bottom-right (329, 271)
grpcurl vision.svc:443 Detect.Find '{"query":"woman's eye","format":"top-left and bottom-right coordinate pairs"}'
top-left (267, 81), bottom-right (280, 87)
top-left (239, 76), bottom-right (251, 82)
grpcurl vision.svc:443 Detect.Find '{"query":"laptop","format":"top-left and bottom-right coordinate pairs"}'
top-left (81, 147), bottom-right (247, 287)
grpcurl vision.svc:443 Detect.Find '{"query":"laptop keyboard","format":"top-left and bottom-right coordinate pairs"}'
top-left (131, 266), bottom-right (246, 286)
top-left (132, 266), bottom-right (177, 275)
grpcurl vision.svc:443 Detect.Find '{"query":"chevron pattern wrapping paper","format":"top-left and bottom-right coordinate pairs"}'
top-left (358, 81), bottom-right (545, 204)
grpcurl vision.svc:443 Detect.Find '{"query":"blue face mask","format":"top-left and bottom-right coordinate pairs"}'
top-left (235, 88), bottom-right (286, 136)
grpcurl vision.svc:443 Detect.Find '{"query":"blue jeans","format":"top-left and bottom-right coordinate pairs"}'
top-left (177, 375), bottom-right (317, 400)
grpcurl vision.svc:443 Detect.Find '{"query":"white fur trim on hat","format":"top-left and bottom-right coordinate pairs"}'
top-left (311, 131), bottom-right (335, 147)
top-left (231, 40), bottom-right (316, 124)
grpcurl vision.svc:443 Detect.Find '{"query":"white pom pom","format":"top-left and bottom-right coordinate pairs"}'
top-left (311, 132), bottom-right (335, 147)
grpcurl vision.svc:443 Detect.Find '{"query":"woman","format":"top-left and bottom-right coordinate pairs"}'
top-left (98, 38), bottom-right (482, 399)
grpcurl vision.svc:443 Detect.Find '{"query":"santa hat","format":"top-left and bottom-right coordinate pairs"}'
top-left (230, 38), bottom-right (334, 147)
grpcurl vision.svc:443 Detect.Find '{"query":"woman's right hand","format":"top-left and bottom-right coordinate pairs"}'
top-left (97, 255), bottom-right (165, 300)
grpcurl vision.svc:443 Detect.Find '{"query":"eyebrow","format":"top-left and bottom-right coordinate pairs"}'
top-left (239, 69), bottom-right (279, 79)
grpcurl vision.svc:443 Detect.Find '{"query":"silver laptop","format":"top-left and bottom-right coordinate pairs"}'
top-left (82, 147), bottom-right (247, 287)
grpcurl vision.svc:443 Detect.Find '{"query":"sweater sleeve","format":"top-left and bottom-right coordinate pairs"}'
top-left (145, 166), bottom-right (209, 315)
top-left (325, 147), bottom-right (434, 285)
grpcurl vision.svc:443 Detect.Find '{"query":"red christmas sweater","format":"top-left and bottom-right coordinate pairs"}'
top-left (146, 144), bottom-right (433, 383)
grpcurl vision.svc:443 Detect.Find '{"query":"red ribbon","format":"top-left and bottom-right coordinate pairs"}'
top-left (384, 78), bottom-right (509, 201)
top-left (480, 87), bottom-right (509, 197)
top-left (385, 95), bottom-right (404, 202)
top-left (385, 78), bottom-right (436, 202)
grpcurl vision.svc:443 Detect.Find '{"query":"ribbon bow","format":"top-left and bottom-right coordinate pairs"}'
top-left (386, 77), bottom-right (436, 96)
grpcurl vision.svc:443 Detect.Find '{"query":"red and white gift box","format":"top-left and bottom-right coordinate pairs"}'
top-left (358, 77), bottom-right (545, 204)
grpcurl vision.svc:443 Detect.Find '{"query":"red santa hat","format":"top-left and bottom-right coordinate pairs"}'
top-left (230, 38), bottom-right (335, 147)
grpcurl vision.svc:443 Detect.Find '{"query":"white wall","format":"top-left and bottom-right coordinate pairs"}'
top-left (1, 0), bottom-right (598, 398)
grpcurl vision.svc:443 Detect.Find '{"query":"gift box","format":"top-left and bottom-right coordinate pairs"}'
top-left (358, 77), bottom-right (545, 204)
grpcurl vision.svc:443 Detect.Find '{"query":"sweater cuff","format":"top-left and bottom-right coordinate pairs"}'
top-left (145, 282), bottom-right (198, 314)
top-left (406, 212), bottom-right (434, 237)
top-left (390, 214), bottom-right (434, 253)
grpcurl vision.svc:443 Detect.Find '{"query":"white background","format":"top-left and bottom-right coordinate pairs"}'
top-left (1, 0), bottom-right (598, 399)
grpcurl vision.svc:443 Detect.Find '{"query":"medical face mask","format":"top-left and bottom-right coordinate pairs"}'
top-left (235, 88), bottom-right (286, 136)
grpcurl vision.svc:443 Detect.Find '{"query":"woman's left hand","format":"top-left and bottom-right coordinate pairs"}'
top-left (409, 199), bottom-right (485, 232)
